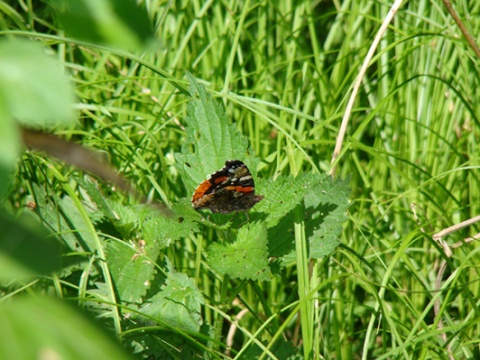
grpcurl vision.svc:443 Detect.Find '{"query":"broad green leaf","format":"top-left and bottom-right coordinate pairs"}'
top-left (0, 39), bottom-right (75, 128)
top-left (140, 261), bottom-right (204, 332)
top-left (256, 174), bottom-right (308, 228)
top-left (142, 206), bottom-right (199, 249)
top-left (105, 239), bottom-right (160, 304)
top-left (31, 184), bottom-right (84, 253)
top-left (239, 339), bottom-right (299, 360)
top-left (49, 0), bottom-right (155, 50)
top-left (77, 176), bottom-right (117, 222)
top-left (176, 73), bottom-right (258, 192)
top-left (57, 196), bottom-right (97, 252)
top-left (208, 221), bottom-right (271, 281)
top-left (0, 296), bottom-right (129, 360)
top-left (305, 175), bottom-right (350, 259)
top-left (0, 211), bottom-right (60, 282)
top-left (267, 212), bottom-right (296, 264)
top-left (30, 184), bottom-right (97, 254)
top-left (107, 201), bottom-right (139, 237)
top-left (267, 174), bottom-right (350, 263)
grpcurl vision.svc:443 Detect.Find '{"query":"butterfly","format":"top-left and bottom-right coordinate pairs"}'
top-left (191, 160), bottom-right (264, 214)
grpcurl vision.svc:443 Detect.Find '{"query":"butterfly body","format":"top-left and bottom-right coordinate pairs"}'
top-left (191, 160), bottom-right (264, 214)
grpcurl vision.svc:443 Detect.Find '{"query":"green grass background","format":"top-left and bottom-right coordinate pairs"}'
top-left (2, 0), bottom-right (480, 359)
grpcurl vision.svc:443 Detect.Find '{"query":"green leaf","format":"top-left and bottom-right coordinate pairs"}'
top-left (0, 100), bottom-right (19, 201)
top-left (30, 184), bottom-right (84, 254)
top-left (176, 73), bottom-right (258, 193)
top-left (77, 176), bottom-right (116, 222)
top-left (49, 0), bottom-right (155, 51)
top-left (0, 211), bottom-right (61, 283)
top-left (142, 205), bottom-right (199, 249)
top-left (267, 174), bottom-right (350, 263)
top-left (30, 184), bottom-right (98, 254)
top-left (105, 239), bottom-right (160, 304)
top-left (140, 261), bottom-right (204, 332)
top-left (0, 296), bottom-right (130, 359)
top-left (305, 175), bottom-right (350, 259)
top-left (57, 196), bottom-right (97, 252)
top-left (256, 174), bottom-right (309, 228)
top-left (107, 201), bottom-right (140, 237)
top-left (208, 221), bottom-right (271, 281)
top-left (0, 39), bottom-right (76, 129)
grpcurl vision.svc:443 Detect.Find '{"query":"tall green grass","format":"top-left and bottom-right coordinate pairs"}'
top-left (2, 0), bottom-right (480, 359)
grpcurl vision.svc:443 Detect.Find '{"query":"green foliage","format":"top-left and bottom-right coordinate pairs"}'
top-left (0, 38), bottom-right (76, 199)
top-left (0, 296), bottom-right (129, 360)
top-left (0, 211), bottom-right (60, 282)
top-left (139, 260), bottom-right (204, 333)
top-left (178, 76), bottom-right (348, 282)
top-left (176, 72), bottom-right (257, 191)
top-left (266, 174), bottom-right (350, 264)
top-left (0, 39), bottom-right (76, 128)
top-left (208, 221), bottom-right (271, 281)
top-left (31, 183), bottom-right (97, 254)
top-left (2, 0), bottom-right (480, 359)
top-left (304, 175), bottom-right (350, 259)
top-left (48, 0), bottom-right (154, 50)
top-left (105, 239), bottom-right (160, 304)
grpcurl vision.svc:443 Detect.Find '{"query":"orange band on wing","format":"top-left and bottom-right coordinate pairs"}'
top-left (224, 185), bottom-right (254, 193)
top-left (192, 180), bottom-right (212, 201)
top-left (212, 176), bottom-right (228, 184)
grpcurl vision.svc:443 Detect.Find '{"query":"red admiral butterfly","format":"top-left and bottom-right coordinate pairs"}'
top-left (191, 160), bottom-right (264, 214)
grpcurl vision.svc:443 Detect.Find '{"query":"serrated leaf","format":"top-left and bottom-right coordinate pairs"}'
top-left (142, 205), bottom-right (199, 249)
top-left (140, 261), bottom-right (204, 332)
top-left (305, 175), bottom-right (350, 259)
top-left (267, 174), bottom-right (350, 263)
top-left (176, 73), bottom-right (257, 192)
top-left (267, 212), bottom-right (296, 264)
top-left (208, 222), bottom-right (271, 281)
top-left (0, 39), bottom-right (75, 128)
top-left (105, 239), bottom-right (160, 303)
top-left (256, 174), bottom-right (308, 228)
top-left (108, 201), bottom-right (140, 237)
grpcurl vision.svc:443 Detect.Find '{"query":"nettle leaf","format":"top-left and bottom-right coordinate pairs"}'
top-left (208, 222), bottom-right (271, 281)
top-left (268, 212), bottom-right (296, 264)
top-left (107, 201), bottom-right (140, 237)
top-left (305, 175), bottom-right (350, 259)
top-left (105, 239), bottom-right (160, 304)
top-left (77, 176), bottom-right (116, 222)
top-left (142, 204), bottom-right (199, 249)
top-left (268, 174), bottom-right (350, 263)
top-left (140, 261), bottom-right (204, 332)
top-left (256, 174), bottom-right (309, 229)
top-left (176, 73), bottom-right (258, 192)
